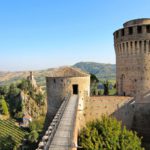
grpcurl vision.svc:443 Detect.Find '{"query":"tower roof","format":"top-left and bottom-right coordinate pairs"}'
top-left (46, 66), bottom-right (90, 77)
top-left (123, 18), bottom-right (150, 27)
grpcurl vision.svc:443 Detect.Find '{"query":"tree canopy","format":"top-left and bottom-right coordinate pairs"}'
top-left (78, 116), bottom-right (144, 150)
top-left (0, 135), bottom-right (17, 150)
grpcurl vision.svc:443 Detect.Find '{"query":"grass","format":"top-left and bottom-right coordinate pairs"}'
top-left (0, 119), bottom-right (28, 145)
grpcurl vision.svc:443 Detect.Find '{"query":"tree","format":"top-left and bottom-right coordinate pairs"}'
top-left (103, 80), bottom-right (109, 95)
top-left (28, 130), bottom-right (39, 143)
top-left (0, 86), bottom-right (9, 97)
top-left (0, 96), bottom-right (9, 115)
top-left (90, 74), bottom-right (99, 83)
top-left (29, 119), bottom-right (44, 132)
top-left (0, 135), bottom-right (17, 150)
top-left (78, 116), bottom-right (144, 150)
top-left (9, 83), bottom-right (20, 97)
top-left (17, 79), bottom-right (29, 91)
top-left (36, 92), bottom-right (45, 105)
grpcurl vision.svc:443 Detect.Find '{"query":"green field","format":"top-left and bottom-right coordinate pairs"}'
top-left (0, 119), bottom-right (27, 146)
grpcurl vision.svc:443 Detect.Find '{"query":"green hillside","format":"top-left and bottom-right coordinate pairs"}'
top-left (74, 62), bottom-right (116, 80)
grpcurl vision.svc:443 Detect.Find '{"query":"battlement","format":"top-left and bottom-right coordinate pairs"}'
top-left (124, 18), bottom-right (150, 27)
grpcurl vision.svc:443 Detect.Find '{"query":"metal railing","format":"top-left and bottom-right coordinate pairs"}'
top-left (36, 93), bottom-right (71, 150)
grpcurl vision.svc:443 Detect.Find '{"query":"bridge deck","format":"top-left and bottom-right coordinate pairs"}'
top-left (49, 95), bottom-right (78, 150)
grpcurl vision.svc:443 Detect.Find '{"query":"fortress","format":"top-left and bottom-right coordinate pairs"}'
top-left (114, 18), bottom-right (150, 100)
top-left (37, 18), bottom-right (150, 150)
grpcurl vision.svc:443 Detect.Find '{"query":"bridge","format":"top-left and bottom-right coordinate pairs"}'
top-left (36, 94), bottom-right (79, 150)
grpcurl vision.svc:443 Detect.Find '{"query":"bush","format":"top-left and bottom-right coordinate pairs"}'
top-left (0, 135), bottom-right (17, 150)
top-left (0, 96), bottom-right (9, 115)
top-left (29, 118), bottom-right (44, 132)
top-left (28, 130), bottom-right (39, 143)
top-left (78, 116), bottom-right (144, 150)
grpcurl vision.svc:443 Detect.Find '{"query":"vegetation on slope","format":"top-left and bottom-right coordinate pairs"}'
top-left (0, 62), bottom-right (116, 87)
top-left (0, 78), bottom-right (46, 149)
top-left (78, 116), bottom-right (144, 150)
top-left (0, 119), bottom-right (27, 150)
top-left (74, 62), bottom-right (116, 80)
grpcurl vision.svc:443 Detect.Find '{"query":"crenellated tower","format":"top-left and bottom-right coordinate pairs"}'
top-left (114, 18), bottom-right (150, 99)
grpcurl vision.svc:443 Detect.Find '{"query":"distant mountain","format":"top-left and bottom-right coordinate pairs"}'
top-left (73, 62), bottom-right (116, 80)
top-left (0, 62), bottom-right (116, 86)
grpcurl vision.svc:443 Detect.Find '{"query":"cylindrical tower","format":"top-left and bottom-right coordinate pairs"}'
top-left (114, 18), bottom-right (150, 98)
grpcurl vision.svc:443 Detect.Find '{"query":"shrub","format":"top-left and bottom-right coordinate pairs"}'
top-left (0, 96), bottom-right (9, 115)
top-left (78, 116), bottom-right (144, 150)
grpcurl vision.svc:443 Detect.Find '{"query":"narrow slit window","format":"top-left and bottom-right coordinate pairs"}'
top-left (130, 41), bottom-right (133, 49)
top-left (149, 41), bottom-right (150, 52)
top-left (135, 41), bottom-right (137, 49)
top-left (139, 41), bottom-right (142, 53)
top-left (126, 42), bottom-right (128, 54)
top-left (135, 41), bottom-right (137, 54)
top-left (123, 43), bottom-right (125, 51)
top-left (126, 42), bottom-right (128, 50)
top-left (144, 40), bottom-right (146, 53)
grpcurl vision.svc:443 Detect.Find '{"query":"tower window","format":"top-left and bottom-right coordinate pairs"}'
top-left (116, 32), bottom-right (119, 38)
top-left (121, 29), bottom-right (124, 36)
top-left (137, 26), bottom-right (142, 34)
top-left (135, 41), bottom-right (137, 54)
top-left (135, 41), bottom-right (137, 48)
top-left (144, 40), bottom-right (146, 53)
top-left (130, 41), bottom-right (133, 49)
top-left (146, 25), bottom-right (150, 33)
top-left (54, 79), bottom-right (56, 83)
top-left (139, 41), bottom-right (142, 52)
top-left (126, 42), bottom-right (128, 50)
top-left (149, 41), bottom-right (150, 52)
top-left (123, 43), bottom-right (125, 51)
top-left (128, 27), bottom-right (133, 35)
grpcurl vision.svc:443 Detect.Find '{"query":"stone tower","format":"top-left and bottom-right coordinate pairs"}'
top-left (46, 67), bottom-right (90, 120)
top-left (114, 18), bottom-right (150, 99)
top-left (27, 71), bottom-right (37, 88)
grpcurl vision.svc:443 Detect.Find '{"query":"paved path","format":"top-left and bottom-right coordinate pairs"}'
top-left (49, 95), bottom-right (78, 150)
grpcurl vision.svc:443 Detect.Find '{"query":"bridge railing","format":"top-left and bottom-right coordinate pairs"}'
top-left (36, 93), bottom-right (71, 150)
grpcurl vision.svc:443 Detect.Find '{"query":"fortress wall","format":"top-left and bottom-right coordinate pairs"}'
top-left (83, 96), bottom-right (134, 129)
top-left (131, 103), bottom-right (150, 143)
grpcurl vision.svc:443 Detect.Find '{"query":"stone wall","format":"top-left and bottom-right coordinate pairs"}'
top-left (83, 96), bottom-right (135, 129)
top-left (132, 103), bottom-right (150, 143)
top-left (46, 76), bottom-right (90, 120)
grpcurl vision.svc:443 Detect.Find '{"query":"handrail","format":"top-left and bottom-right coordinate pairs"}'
top-left (36, 93), bottom-right (71, 150)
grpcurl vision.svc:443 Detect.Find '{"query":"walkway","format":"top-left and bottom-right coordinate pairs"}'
top-left (48, 95), bottom-right (78, 150)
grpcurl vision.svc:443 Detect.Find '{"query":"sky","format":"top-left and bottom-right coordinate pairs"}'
top-left (0, 0), bottom-right (150, 71)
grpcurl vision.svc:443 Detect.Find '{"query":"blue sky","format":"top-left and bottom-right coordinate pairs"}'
top-left (0, 0), bottom-right (150, 71)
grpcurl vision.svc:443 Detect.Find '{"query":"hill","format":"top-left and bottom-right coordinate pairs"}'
top-left (73, 62), bottom-right (116, 80)
top-left (0, 69), bottom-right (54, 87)
top-left (0, 62), bottom-right (116, 86)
